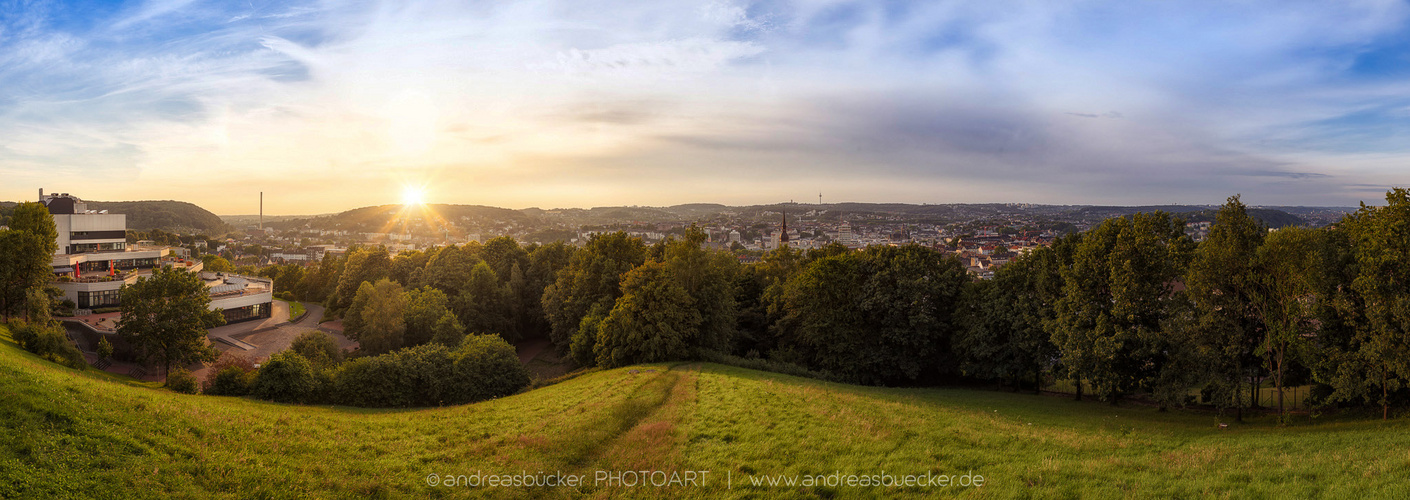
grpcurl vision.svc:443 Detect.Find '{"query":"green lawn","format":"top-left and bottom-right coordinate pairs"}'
top-left (2, 323), bottom-right (1409, 498)
top-left (278, 299), bottom-right (306, 321)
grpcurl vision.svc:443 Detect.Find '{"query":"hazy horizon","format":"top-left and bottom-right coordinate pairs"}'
top-left (5, 1), bottom-right (1410, 213)
top-left (6, 194), bottom-right (1371, 219)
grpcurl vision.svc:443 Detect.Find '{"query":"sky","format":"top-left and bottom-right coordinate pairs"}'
top-left (3, 0), bottom-right (1410, 214)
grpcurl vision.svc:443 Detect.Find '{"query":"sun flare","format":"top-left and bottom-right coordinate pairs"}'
top-left (401, 186), bottom-right (426, 206)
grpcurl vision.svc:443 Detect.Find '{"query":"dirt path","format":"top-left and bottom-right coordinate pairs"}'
top-left (515, 338), bottom-right (553, 364)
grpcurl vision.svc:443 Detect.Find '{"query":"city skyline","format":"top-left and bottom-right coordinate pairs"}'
top-left (4, 1), bottom-right (1410, 213)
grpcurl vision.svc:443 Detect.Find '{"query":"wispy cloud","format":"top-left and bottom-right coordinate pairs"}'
top-left (2, 0), bottom-right (1409, 212)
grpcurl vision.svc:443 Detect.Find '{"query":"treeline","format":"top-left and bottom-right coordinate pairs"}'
top-left (960, 191), bottom-right (1410, 421)
top-left (254, 189), bottom-right (1410, 419)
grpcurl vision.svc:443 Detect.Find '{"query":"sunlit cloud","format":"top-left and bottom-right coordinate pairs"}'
top-left (3, 0), bottom-right (1410, 213)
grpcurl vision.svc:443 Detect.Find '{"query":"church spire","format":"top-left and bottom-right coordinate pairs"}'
top-left (780, 208), bottom-right (789, 244)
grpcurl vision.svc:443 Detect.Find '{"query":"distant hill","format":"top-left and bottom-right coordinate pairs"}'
top-left (1177, 208), bottom-right (1307, 228)
top-left (1072, 205), bottom-right (1307, 228)
top-left (269, 203), bottom-right (534, 233)
top-left (85, 200), bottom-right (228, 233)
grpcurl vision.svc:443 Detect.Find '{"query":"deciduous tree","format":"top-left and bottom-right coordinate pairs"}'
top-left (117, 268), bottom-right (225, 380)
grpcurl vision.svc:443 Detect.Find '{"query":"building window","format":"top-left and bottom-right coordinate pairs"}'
top-left (77, 289), bottom-right (121, 309)
top-left (221, 302), bottom-right (272, 323)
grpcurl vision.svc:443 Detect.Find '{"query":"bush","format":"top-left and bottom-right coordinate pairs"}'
top-left (205, 366), bottom-right (254, 396)
top-left (96, 336), bottom-right (114, 360)
top-left (167, 368), bottom-right (200, 394)
top-left (330, 334), bottom-right (528, 408)
top-left (334, 343), bottom-right (457, 407)
top-left (452, 334), bottom-right (531, 402)
top-left (10, 320), bottom-right (87, 370)
top-left (251, 350), bottom-right (319, 403)
top-left (203, 351), bottom-right (257, 395)
top-left (91, 307), bottom-right (121, 314)
top-left (334, 353), bottom-right (414, 407)
top-left (290, 331), bottom-right (343, 369)
top-left (209, 350), bottom-right (256, 373)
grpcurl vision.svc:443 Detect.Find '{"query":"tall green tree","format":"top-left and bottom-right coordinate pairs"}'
top-left (1184, 195), bottom-right (1266, 419)
top-left (1331, 188), bottom-right (1410, 419)
top-left (201, 254), bottom-right (234, 273)
top-left (541, 232), bottom-right (647, 354)
top-left (117, 268), bottom-right (226, 380)
top-left (0, 202), bottom-right (58, 319)
top-left (481, 236), bottom-right (529, 285)
top-left (389, 249), bottom-right (431, 287)
top-left (420, 244), bottom-right (479, 296)
top-left (656, 226), bottom-right (739, 353)
top-left (1052, 212), bottom-right (1192, 402)
top-left (454, 261), bottom-right (512, 340)
top-left (1253, 226), bottom-right (1323, 422)
top-left (774, 244), bottom-right (968, 385)
top-left (403, 286), bottom-right (455, 347)
top-left (594, 261), bottom-right (701, 367)
top-left (301, 251), bottom-right (345, 303)
top-left (736, 246), bottom-right (804, 355)
top-left (524, 242), bottom-right (575, 337)
top-left (956, 246), bottom-right (1061, 392)
top-left (345, 278), bottom-right (406, 355)
top-left (330, 246), bottom-right (390, 312)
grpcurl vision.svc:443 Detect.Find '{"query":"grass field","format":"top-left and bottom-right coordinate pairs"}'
top-left (278, 299), bottom-right (306, 321)
top-left (3, 324), bottom-right (1410, 499)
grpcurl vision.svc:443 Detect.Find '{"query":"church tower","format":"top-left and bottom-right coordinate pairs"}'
top-left (780, 208), bottom-right (789, 245)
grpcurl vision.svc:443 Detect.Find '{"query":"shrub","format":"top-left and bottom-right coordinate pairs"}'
top-left (290, 331), bottom-right (343, 369)
top-left (203, 350), bottom-right (256, 394)
top-left (209, 350), bottom-right (256, 374)
top-left (428, 312), bottom-right (466, 348)
top-left (251, 350), bottom-right (319, 403)
top-left (206, 366), bottom-right (254, 396)
top-left (334, 353), bottom-right (413, 407)
top-left (167, 368), bottom-right (200, 394)
top-left (452, 334), bottom-right (531, 403)
top-left (96, 336), bottom-right (114, 360)
top-left (334, 343), bottom-right (457, 407)
top-left (11, 320), bottom-right (87, 370)
top-left (91, 307), bottom-right (121, 314)
top-left (329, 334), bottom-right (528, 408)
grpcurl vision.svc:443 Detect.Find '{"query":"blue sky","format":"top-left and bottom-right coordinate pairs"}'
top-left (2, 0), bottom-right (1409, 214)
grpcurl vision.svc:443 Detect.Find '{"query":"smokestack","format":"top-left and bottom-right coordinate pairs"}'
top-left (259, 192), bottom-right (264, 231)
top-left (39, 188), bottom-right (43, 200)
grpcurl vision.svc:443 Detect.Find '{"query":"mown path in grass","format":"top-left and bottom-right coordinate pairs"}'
top-left (5, 321), bottom-right (1410, 499)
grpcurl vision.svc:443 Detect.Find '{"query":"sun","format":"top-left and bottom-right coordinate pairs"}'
top-left (401, 186), bottom-right (426, 206)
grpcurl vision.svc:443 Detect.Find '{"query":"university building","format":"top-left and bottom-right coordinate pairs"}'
top-left (42, 189), bottom-right (273, 324)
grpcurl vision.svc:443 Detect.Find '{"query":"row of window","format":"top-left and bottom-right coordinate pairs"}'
top-left (70, 242), bottom-right (127, 254)
top-left (77, 290), bottom-right (121, 309)
top-left (222, 303), bottom-right (271, 323)
top-left (76, 258), bottom-right (156, 273)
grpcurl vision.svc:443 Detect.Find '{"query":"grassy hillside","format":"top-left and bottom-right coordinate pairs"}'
top-left (3, 325), bottom-right (1410, 498)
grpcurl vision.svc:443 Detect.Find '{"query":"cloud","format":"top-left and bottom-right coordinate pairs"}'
top-left (1066, 112), bottom-right (1123, 119)
top-left (110, 0), bottom-right (202, 30)
top-left (2, 0), bottom-right (1410, 211)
